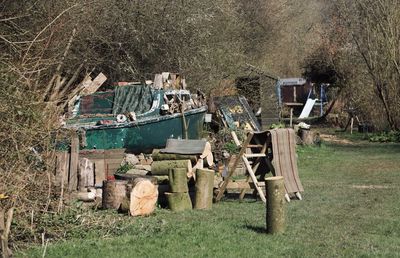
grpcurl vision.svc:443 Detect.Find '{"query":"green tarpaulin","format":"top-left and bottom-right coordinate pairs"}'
top-left (112, 85), bottom-right (153, 115)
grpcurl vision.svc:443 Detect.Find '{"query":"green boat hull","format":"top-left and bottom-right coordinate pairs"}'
top-left (82, 107), bottom-right (206, 153)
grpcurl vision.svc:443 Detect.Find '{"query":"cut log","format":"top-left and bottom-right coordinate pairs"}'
top-left (151, 160), bottom-right (192, 176)
top-left (133, 164), bottom-right (152, 171)
top-left (152, 149), bottom-right (197, 163)
top-left (266, 176), bottom-right (286, 234)
top-left (200, 142), bottom-right (214, 166)
top-left (114, 173), bottom-right (158, 184)
top-left (194, 169), bottom-right (214, 210)
top-left (126, 168), bottom-right (149, 176)
top-left (76, 191), bottom-right (96, 202)
top-left (129, 178), bottom-right (158, 216)
top-left (102, 180), bottom-right (128, 209)
top-left (299, 129), bottom-right (315, 145)
top-left (153, 175), bottom-right (169, 184)
top-left (165, 192), bottom-right (192, 212)
top-left (168, 168), bottom-right (189, 193)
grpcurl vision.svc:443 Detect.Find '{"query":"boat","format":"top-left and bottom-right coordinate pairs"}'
top-left (65, 82), bottom-right (207, 153)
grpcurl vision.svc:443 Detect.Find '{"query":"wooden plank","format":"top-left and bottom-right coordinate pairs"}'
top-left (93, 159), bottom-right (106, 186)
top-left (81, 72), bottom-right (107, 95)
top-left (68, 132), bottom-right (79, 191)
top-left (231, 131), bottom-right (241, 146)
top-left (79, 149), bottom-right (106, 186)
top-left (244, 153), bottom-right (266, 158)
top-left (55, 151), bottom-right (69, 187)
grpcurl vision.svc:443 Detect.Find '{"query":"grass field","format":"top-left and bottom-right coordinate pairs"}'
top-left (20, 139), bottom-right (400, 257)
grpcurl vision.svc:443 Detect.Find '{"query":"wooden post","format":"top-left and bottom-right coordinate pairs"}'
top-left (266, 176), bottom-right (285, 234)
top-left (168, 168), bottom-right (188, 193)
top-left (289, 108), bottom-right (293, 128)
top-left (69, 132), bottom-right (79, 191)
top-left (181, 103), bottom-right (189, 140)
top-left (194, 169), bottom-right (214, 210)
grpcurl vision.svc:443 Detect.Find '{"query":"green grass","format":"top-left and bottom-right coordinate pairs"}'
top-left (19, 142), bottom-right (400, 258)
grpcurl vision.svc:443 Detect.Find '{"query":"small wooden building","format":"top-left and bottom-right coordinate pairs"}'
top-left (277, 78), bottom-right (313, 107)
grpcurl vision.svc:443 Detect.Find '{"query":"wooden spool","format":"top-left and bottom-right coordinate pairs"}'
top-left (265, 176), bottom-right (286, 234)
top-left (102, 180), bottom-right (128, 209)
top-left (194, 169), bottom-right (214, 210)
top-left (165, 192), bottom-right (192, 212)
top-left (168, 168), bottom-right (188, 193)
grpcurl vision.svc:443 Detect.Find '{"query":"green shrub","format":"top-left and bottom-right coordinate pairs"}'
top-left (369, 131), bottom-right (400, 143)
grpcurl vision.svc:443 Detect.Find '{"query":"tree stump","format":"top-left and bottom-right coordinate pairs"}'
top-left (168, 168), bottom-right (188, 193)
top-left (102, 180), bottom-right (128, 209)
top-left (151, 160), bottom-right (192, 177)
top-left (299, 129), bottom-right (315, 145)
top-left (194, 169), bottom-right (214, 210)
top-left (265, 176), bottom-right (286, 234)
top-left (165, 192), bottom-right (192, 212)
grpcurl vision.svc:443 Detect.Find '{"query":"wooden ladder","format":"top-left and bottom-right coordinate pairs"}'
top-left (215, 131), bottom-right (272, 203)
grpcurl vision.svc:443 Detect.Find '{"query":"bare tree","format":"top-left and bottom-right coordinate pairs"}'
top-left (338, 0), bottom-right (400, 129)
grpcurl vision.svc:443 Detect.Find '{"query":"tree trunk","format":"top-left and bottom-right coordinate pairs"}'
top-left (266, 176), bottom-right (285, 234)
top-left (168, 168), bottom-right (189, 193)
top-left (0, 208), bottom-right (13, 258)
top-left (165, 192), bottom-right (192, 211)
top-left (151, 160), bottom-right (192, 176)
top-left (152, 149), bottom-right (197, 163)
top-left (194, 169), bottom-right (214, 210)
top-left (102, 180), bottom-right (128, 209)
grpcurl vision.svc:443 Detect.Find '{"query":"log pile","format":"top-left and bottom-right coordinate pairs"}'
top-left (64, 139), bottom-right (216, 216)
